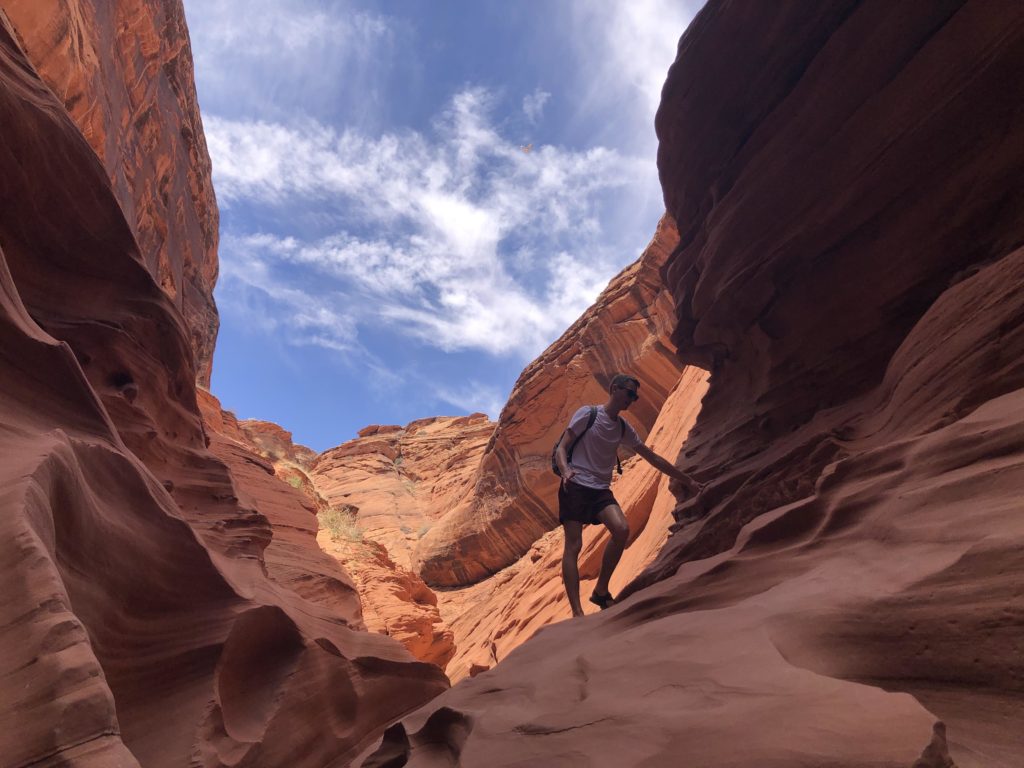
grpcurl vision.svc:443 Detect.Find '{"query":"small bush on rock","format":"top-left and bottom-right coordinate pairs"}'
top-left (318, 506), bottom-right (363, 542)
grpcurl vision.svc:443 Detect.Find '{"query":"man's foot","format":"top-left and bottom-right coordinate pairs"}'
top-left (589, 590), bottom-right (615, 610)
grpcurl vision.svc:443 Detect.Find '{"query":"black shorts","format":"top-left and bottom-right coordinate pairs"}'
top-left (558, 480), bottom-right (619, 525)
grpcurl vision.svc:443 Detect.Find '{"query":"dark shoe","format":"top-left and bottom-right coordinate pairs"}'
top-left (589, 590), bottom-right (615, 610)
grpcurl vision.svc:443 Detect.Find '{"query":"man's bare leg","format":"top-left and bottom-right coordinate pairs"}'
top-left (561, 520), bottom-right (585, 617)
top-left (594, 504), bottom-right (629, 597)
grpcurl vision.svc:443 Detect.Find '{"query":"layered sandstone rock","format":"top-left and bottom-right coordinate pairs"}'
top-left (196, 389), bottom-right (362, 619)
top-left (362, 2), bottom-right (1024, 765)
top-left (201, 391), bottom-right (455, 668)
top-left (239, 419), bottom-right (318, 470)
top-left (416, 215), bottom-right (685, 586)
top-left (0, 17), bottom-right (445, 768)
top-left (313, 414), bottom-right (495, 571)
top-left (1, 0), bottom-right (219, 385)
top-left (319, 532), bottom-right (456, 669)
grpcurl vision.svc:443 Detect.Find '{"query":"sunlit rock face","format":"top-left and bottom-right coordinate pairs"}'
top-left (360, 2), bottom-right (1024, 765)
top-left (2, 0), bottom-right (220, 385)
top-left (313, 414), bottom-right (496, 572)
top-left (0, 17), bottom-right (446, 768)
top-left (319, 532), bottom-right (457, 670)
top-left (196, 389), bottom-right (365, 621)
top-left (202, 393), bottom-right (457, 669)
top-left (415, 214), bottom-right (686, 587)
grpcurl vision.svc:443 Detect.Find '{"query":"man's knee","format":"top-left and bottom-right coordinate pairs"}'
top-left (608, 522), bottom-right (629, 545)
top-left (599, 505), bottom-right (629, 543)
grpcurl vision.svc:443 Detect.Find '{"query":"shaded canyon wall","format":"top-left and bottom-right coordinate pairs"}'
top-left (2, 0), bottom-right (220, 385)
top-left (0, 11), bottom-right (446, 768)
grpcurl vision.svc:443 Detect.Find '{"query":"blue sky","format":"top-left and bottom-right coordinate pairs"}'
top-left (183, 0), bottom-right (701, 452)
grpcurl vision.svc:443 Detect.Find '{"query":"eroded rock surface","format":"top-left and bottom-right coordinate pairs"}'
top-left (361, 1), bottom-right (1024, 765)
top-left (0, 16), bottom-right (445, 768)
top-left (313, 413), bottom-right (495, 572)
top-left (202, 391), bottom-right (456, 669)
top-left (2, 0), bottom-right (220, 384)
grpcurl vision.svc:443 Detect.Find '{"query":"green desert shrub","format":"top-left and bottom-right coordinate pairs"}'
top-left (318, 506), bottom-right (363, 542)
top-left (286, 474), bottom-right (303, 489)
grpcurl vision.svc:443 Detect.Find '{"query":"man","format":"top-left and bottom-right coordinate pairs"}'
top-left (554, 373), bottom-right (700, 617)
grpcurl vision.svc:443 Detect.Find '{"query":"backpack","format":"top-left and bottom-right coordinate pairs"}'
top-left (551, 406), bottom-right (625, 477)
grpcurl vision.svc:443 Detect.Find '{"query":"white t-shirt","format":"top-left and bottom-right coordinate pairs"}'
top-left (565, 405), bottom-right (643, 489)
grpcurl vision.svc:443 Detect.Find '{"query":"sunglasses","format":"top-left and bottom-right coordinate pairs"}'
top-left (620, 387), bottom-right (639, 402)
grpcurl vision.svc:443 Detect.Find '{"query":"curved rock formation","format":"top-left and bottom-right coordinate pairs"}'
top-left (202, 391), bottom-right (456, 669)
top-left (416, 215), bottom-right (686, 586)
top-left (319, 533), bottom-right (456, 670)
top-left (361, 1), bottom-right (1024, 764)
top-left (0, 16), bottom-right (445, 767)
top-left (1, 0), bottom-right (220, 384)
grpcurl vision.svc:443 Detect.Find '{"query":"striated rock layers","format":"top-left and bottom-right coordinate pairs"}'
top-left (205, 392), bottom-right (456, 669)
top-left (1, 0), bottom-right (220, 385)
top-left (362, 1), bottom-right (1024, 765)
top-left (415, 215), bottom-right (686, 586)
top-left (313, 415), bottom-right (495, 572)
top-left (0, 16), bottom-right (445, 768)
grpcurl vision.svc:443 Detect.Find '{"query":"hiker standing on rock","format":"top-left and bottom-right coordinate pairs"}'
top-left (553, 373), bottom-right (700, 616)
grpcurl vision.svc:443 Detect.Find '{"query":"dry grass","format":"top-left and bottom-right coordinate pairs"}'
top-left (318, 506), bottom-right (363, 542)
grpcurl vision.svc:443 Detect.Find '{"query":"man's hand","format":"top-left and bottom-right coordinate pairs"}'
top-left (561, 466), bottom-right (578, 488)
top-left (668, 471), bottom-right (702, 498)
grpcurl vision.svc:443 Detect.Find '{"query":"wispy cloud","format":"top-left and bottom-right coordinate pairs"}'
top-left (522, 88), bottom-right (551, 123)
top-left (209, 87), bottom-right (647, 359)
top-left (432, 381), bottom-right (507, 419)
top-left (184, 0), bottom-right (395, 123)
top-left (217, 239), bottom-right (359, 353)
top-left (568, 0), bottom-right (702, 153)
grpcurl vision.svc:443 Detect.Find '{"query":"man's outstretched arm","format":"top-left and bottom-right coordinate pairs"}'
top-left (633, 443), bottom-right (700, 492)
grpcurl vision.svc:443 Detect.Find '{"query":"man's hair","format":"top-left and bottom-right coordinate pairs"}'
top-left (609, 373), bottom-right (639, 392)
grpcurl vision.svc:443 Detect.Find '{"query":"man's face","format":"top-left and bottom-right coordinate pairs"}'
top-left (616, 383), bottom-right (640, 408)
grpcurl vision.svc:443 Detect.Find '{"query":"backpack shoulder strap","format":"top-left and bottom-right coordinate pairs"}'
top-left (566, 406), bottom-right (598, 457)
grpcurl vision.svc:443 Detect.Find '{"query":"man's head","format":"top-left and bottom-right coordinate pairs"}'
top-left (609, 373), bottom-right (640, 408)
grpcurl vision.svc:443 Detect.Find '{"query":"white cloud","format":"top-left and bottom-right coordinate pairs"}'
top-left (568, 0), bottom-right (703, 153)
top-left (183, 0), bottom-right (394, 122)
top-left (522, 89), bottom-right (551, 123)
top-left (433, 382), bottom-right (508, 419)
top-left (208, 87), bottom-right (650, 359)
top-left (217, 238), bottom-right (359, 353)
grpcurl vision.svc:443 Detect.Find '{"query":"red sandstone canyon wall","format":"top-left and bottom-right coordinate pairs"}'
top-left (1, 0), bottom-right (220, 385)
top-left (359, 2), bottom-right (1024, 765)
top-left (0, 13), bottom-right (446, 767)
top-left (202, 391), bottom-right (456, 669)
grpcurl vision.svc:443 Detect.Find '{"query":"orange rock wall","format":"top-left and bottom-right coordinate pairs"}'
top-left (0, 15), bottom-right (445, 768)
top-left (416, 215), bottom-right (686, 586)
top-left (1, 0), bottom-right (220, 385)
top-left (313, 414), bottom-right (495, 571)
top-left (202, 391), bottom-right (456, 669)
